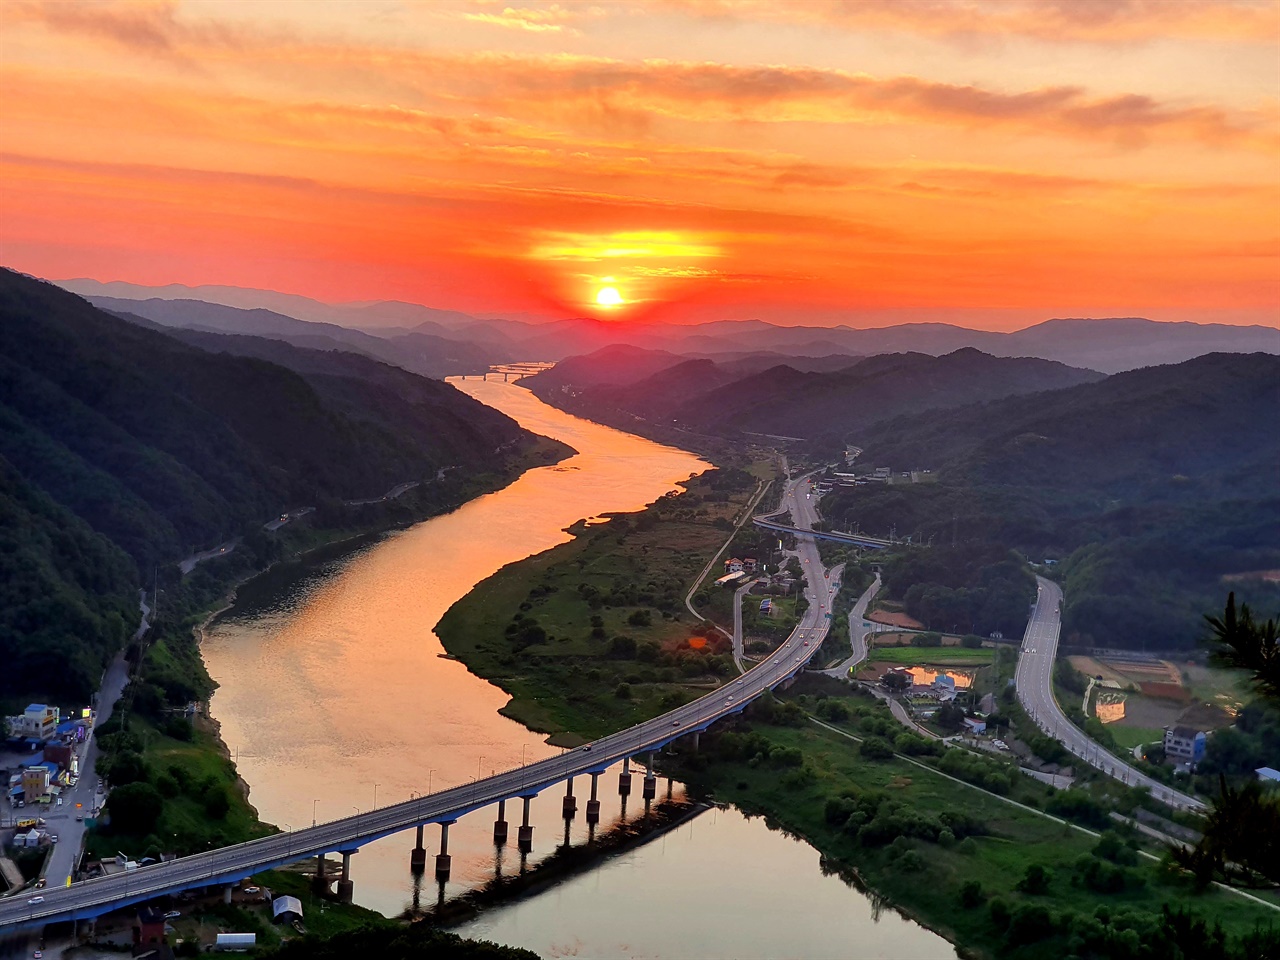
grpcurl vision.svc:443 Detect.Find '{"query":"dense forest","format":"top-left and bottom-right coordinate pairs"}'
top-left (0, 268), bottom-right (544, 702)
top-left (821, 352), bottom-right (1280, 651)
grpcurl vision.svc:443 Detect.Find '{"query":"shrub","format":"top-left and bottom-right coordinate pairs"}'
top-left (989, 897), bottom-right (1011, 931)
top-left (627, 610), bottom-right (652, 627)
top-left (106, 782), bottom-right (163, 834)
top-left (1016, 863), bottom-right (1051, 895)
top-left (614, 683), bottom-right (632, 699)
top-left (1006, 904), bottom-right (1053, 947)
top-left (959, 880), bottom-right (984, 908)
top-left (203, 787), bottom-right (231, 820)
top-left (859, 737), bottom-right (895, 761)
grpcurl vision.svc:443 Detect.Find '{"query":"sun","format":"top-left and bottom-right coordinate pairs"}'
top-left (595, 286), bottom-right (624, 307)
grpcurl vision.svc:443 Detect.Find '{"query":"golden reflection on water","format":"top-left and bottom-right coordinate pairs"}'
top-left (201, 380), bottom-right (707, 915)
top-left (904, 666), bottom-right (974, 689)
top-left (1095, 694), bottom-right (1127, 724)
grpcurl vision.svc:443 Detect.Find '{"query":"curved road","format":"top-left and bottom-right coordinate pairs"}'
top-left (1, 475), bottom-right (840, 932)
top-left (1016, 577), bottom-right (1203, 812)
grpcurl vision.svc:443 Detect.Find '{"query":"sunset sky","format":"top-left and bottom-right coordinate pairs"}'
top-left (2, 0), bottom-right (1278, 328)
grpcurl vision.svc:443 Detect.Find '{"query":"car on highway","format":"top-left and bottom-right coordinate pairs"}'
top-left (27, 896), bottom-right (44, 904)
top-left (671, 720), bottom-right (680, 726)
top-left (803, 641), bottom-right (809, 647)
top-left (50, 835), bottom-right (58, 843)
top-left (33, 951), bottom-right (43, 959)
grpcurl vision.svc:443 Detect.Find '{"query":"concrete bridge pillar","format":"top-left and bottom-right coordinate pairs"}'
top-left (435, 821), bottom-right (455, 881)
top-left (518, 795), bottom-right (534, 853)
top-left (312, 853), bottom-right (330, 894)
top-left (563, 776), bottom-right (577, 819)
top-left (410, 823), bottom-right (427, 872)
top-left (337, 851), bottom-right (354, 903)
top-left (586, 772), bottom-right (601, 824)
top-left (224, 884), bottom-right (234, 905)
top-left (667, 775), bottom-right (674, 800)
top-left (619, 757), bottom-right (632, 797)
top-left (643, 753), bottom-right (657, 800)
top-left (690, 731), bottom-right (700, 753)
top-left (494, 798), bottom-right (509, 845)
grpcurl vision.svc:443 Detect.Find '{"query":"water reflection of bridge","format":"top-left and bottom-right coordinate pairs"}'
top-left (409, 793), bottom-right (700, 922)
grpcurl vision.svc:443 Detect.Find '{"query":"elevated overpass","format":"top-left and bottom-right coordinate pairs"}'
top-left (752, 515), bottom-right (897, 550)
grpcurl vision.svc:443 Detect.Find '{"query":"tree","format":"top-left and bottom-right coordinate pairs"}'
top-left (958, 880), bottom-right (984, 908)
top-left (1016, 863), bottom-right (1051, 894)
top-left (204, 787), bottom-right (231, 820)
top-left (881, 670), bottom-right (910, 693)
top-left (859, 737), bottom-right (895, 761)
top-left (1205, 593), bottom-right (1279, 704)
top-left (107, 782), bottom-right (163, 835)
top-left (1169, 596), bottom-right (1280, 889)
top-left (614, 682), bottom-right (632, 700)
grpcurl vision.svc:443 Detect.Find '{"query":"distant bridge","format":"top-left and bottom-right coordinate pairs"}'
top-left (752, 515), bottom-right (897, 550)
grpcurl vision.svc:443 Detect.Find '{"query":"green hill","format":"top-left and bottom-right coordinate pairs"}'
top-left (0, 268), bottom-right (542, 700)
top-left (822, 353), bottom-right (1280, 650)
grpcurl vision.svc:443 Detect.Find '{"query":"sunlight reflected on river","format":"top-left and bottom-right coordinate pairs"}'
top-left (202, 379), bottom-right (954, 957)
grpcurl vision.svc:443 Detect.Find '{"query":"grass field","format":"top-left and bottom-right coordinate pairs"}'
top-left (1180, 663), bottom-right (1252, 711)
top-left (86, 715), bottom-right (273, 862)
top-left (435, 464), bottom-right (771, 740)
top-left (1104, 725), bottom-right (1163, 750)
top-left (868, 645), bottom-right (995, 666)
top-left (684, 713), bottom-right (1278, 960)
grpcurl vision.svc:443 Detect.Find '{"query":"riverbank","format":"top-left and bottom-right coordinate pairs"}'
top-left (432, 468), bottom-right (1279, 959)
top-left (433, 459), bottom-right (773, 739)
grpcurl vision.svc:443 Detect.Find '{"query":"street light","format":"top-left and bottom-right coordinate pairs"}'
top-left (312, 799), bottom-right (319, 827)
top-left (373, 783), bottom-right (380, 808)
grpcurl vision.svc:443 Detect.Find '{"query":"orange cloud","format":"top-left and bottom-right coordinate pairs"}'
top-left (661, 0), bottom-right (1280, 45)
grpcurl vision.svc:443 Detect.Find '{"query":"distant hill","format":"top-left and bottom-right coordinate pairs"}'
top-left (529, 344), bottom-right (690, 392)
top-left (0, 268), bottom-right (542, 700)
top-left (820, 352), bottom-right (1280, 652)
top-left (88, 296), bottom-right (509, 378)
top-left (530, 348), bottom-right (1103, 443)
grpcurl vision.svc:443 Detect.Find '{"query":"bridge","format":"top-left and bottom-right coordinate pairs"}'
top-left (752, 514), bottom-right (897, 550)
top-left (0, 494), bottom-right (842, 932)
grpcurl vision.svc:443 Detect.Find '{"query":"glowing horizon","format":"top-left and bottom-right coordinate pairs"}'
top-left (1, 1), bottom-right (1277, 329)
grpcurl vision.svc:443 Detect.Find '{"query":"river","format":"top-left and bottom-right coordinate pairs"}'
top-left (202, 378), bottom-right (955, 959)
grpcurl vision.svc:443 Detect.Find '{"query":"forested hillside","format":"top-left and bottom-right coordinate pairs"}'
top-left (0, 269), bottom-right (543, 701)
top-left (822, 353), bottom-right (1280, 651)
top-left (527, 347), bottom-right (1102, 445)
top-left (667, 349), bottom-right (1103, 441)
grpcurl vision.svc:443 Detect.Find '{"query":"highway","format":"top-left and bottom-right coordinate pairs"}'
top-left (1016, 577), bottom-right (1204, 812)
top-left (0, 472), bottom-right (842, 933)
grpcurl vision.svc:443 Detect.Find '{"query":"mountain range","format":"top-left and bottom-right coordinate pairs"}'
top-left (523, 344), bottom-right (1104, 443)
top-left (58, 278), bottom-right (1280, 375)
